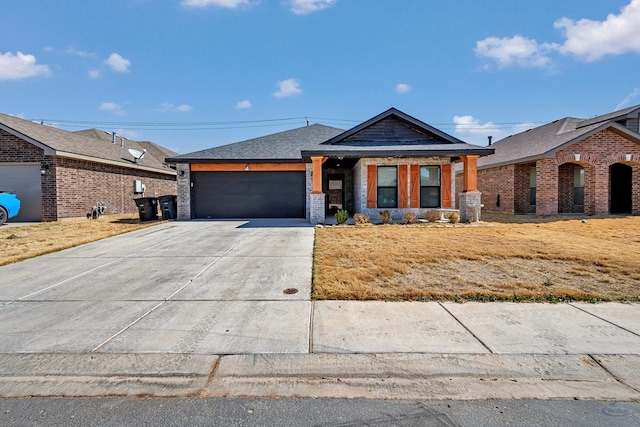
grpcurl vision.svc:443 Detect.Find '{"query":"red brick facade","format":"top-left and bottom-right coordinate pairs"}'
top-left (1, 129), bottom-right (176, 221)
top-left (476, 129), bottom-right (640, 216)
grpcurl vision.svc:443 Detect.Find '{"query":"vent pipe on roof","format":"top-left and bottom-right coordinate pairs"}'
top-left (120, 137), bottom-right (124, 147)
top-left (488, 135), bottom-right (493, 146)
top-left (306, 118), bottom-right (310, 126)
top-left (111, 132), bottom-right (116, 144)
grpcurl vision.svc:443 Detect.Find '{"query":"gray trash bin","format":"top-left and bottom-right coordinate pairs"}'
top-left (158, 195), bottom-right (177, 220)
top-left (134, 197), bottom-right (158, 221)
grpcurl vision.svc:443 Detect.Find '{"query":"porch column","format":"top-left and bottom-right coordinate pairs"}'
top-left (458, 155), bottom-right (482, 222)
top-left (536, 158), bottom-right (559, 216)
top-left (461, 155), bottom-right (479, 192)
top-left (310, 156), bottom-right (325, 224)
top-left (176, 163), bottom-right (191, 220)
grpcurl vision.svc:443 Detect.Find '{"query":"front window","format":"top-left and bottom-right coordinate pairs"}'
top-left (574, 167), bottom-right (585, 205)
top-left (529, 168), bottom-right (537, 205)
top-left (420, 166), bottom-right (440, 208)
top-left (377, 166), bottom-right (397, 208)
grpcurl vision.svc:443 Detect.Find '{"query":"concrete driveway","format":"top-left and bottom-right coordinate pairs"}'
top-left (0, 220), bottom-right (314, 354)
top-left (1, 220), bottom-right (640, 401)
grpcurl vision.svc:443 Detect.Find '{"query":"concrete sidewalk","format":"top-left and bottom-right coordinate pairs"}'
top-left (0, 220), bottom-right (639, 400)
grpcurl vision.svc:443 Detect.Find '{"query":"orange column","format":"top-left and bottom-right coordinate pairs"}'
top-left (311, 156), bottom-right (323, 194)
top-left (461, 155), bottom-right (479, 192)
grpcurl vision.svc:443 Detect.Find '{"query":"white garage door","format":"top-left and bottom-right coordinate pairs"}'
top-left (0, 163), bottom-right (42, 221)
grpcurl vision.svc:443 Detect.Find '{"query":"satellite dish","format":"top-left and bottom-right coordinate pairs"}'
top-left (128, 148), bottom-right (146, 162)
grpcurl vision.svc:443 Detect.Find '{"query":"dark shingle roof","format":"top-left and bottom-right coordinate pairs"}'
top-left (74, 128), bottom-right (178, 167)
top-left (478, 114), bottom-right (640, 170)
top-left (0, 114), bottom-right (175, 174)
top-left (576, 104), bottom-right (640, 128)
top-left (169, 108), bottom-right (494, 163)
top-left (166, 124), bottom-right (345, 162)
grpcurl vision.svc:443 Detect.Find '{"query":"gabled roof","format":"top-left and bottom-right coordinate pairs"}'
top-left (167, 108), bottom-right (494, 164)
top-left (478, 113), bottom-right (640, 170)
top-left (302, 108), bottom-right (493, 159)
top-left (576, 104), bottom-right (640, 129)
top-left (0, 114), bottom-right (176, 175)
top-left (322, 107), bottom-right (466, 145)
top-left (166, 124), bottom-right (345, 163)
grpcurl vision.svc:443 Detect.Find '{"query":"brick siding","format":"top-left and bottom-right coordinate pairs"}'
top-left (475, 128), bottom-right (640, 216)
top-left (1, 129), bottom-right (176, 221)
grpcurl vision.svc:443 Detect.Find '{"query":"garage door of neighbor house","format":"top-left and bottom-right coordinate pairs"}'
top-left (0, 163), bottom-right (42, 221)
top-left (192, 171), bottom-right (306, 218)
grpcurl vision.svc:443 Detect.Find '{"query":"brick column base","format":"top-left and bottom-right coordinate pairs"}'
top-left (458, 191), bottom-right (482, 223)
top-left (310, 193), bottom-right (325, 224)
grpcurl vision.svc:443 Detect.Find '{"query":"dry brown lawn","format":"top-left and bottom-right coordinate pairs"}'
top-left (0, 215), bottom-right (162, 266)
top-left (313, 213), bottom-right (640, 302)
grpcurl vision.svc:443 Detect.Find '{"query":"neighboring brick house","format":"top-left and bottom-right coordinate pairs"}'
top-left (459, 105), bottom-right (640, 216)
top-left (167, 108), bottom-right (494, 224)
top-left (0, 113), bottom-right (177, 221)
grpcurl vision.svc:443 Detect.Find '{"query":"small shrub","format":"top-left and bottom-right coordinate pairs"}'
top-left (402, 212), bottom-right (417, 224)
top-left (353, 212), bottom-right (370, 224)
top-left (334, 209), bottom-right (349, 224)
top-left (379, 210), bottom-right (392, 224)
top-left (448, 211), bottom-right (460, 224)
top-left (424, 210), bottom-right (441, 222)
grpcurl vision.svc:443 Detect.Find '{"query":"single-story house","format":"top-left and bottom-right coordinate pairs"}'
top-left (464, 104), bottom-right (640, 216)
top-left (0, 113), bottom-right (177, 221)
top-left (167, 108), bottom-right (494, 224)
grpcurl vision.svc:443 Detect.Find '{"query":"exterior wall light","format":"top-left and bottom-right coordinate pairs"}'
top-left (40, 162), bottom-right (49, 175)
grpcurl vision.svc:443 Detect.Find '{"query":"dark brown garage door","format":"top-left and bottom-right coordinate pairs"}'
top-left (192, 171), bottom-right (306, 218)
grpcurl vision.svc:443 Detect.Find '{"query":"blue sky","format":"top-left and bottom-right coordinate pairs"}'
top-left (2, 0), bottom-right (640, 154)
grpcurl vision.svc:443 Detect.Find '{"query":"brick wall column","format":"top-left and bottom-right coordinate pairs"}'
top-left (593, 163), bottom-right (610, 215)
top-left (535, 158), bottom-right (558, 216)
top-left (176, 163), bottom-right (191, 220)
top-left (583, 165), bottom-right (596, 215)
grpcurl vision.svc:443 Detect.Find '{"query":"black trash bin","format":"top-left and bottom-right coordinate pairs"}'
top-left (158, 195), bottom-right (177, 220)
top-left (134, 197), bottom-right (158, 221)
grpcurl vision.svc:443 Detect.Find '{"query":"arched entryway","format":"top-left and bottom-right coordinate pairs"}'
top-left (610, 163), bottom-right (632, 214)
top-left (558, 163), bottom-right (585, 214)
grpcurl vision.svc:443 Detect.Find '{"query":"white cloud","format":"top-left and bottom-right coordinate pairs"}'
top-left (66, 47), bottom-right (96, 58)
top-left (453, 115), bottom-right (537, 145)
top-left (0, 51), bottom-right (50, 81)
top-left (476, 1), bottom-right (640, 69)
top-left (181, 0), bottom-right (250, 8)
top-left (395, 83), bottom-right (411, 94)
top-left (273, 78), bottom-right (302, 98)
top-left (555, 0), bottom-right (640, 61)
top-left (235, 99), bottom-right (252, 109)
top-left (99, 102), bottom-right (126, 116)
top-left (157, 102), bottom-right (193, 113)
top-left (289, 0), bottom-right (336, 15)
top-left (475, 35), bottom-right (558, 69)
top-left (616, 87), bottom-right (640, 110)
top-left (105, 53), bottom-right (131, 73)
top-left (88, 69), bottom-right (101, 79)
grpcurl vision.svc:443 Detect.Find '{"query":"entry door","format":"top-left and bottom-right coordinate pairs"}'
top-left (327, 174), bottom-right (344, 213)
top-left (610, 163), bottom-right (632, 214)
